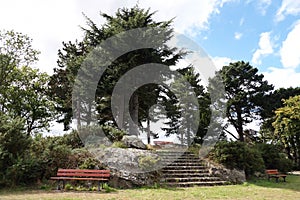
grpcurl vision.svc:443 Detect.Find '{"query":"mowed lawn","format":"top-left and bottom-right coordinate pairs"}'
top-left (1, 175), bottom-right (300, 200)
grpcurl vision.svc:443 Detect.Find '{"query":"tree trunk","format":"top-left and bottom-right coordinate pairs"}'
top-left (118, 93), bottom-right (125, 130)
top-left (77, 100), bottom-right (81, 129)
top-left (147, 118), bottom-right (150, 144)
top-left (236, 107), bottom-right (244, 142)
top-left (129, 94), bottom-right (139, 136)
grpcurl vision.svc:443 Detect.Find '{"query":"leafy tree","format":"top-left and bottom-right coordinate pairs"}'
top-left (50, 6), bottom-right (184, 138)
top-left (0, 30), bottom-right (56, 185)
top-left (0, 30), bottom-right (55, 135)
top-left (260, 87), bottom-right (300, 142)
top-left (210, 61), bottom-right (273, 142)
top-left (273, 95), bottom-right (300, 168)
top-left (162, 66), bottom-right (211, 145)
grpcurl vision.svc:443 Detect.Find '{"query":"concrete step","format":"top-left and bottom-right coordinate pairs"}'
top-left (163, 165), bottom-right (206, 170)
top-left (161, 169), bottom-right (209, 173)
top-left (162, 173), bottom-right (211, 178)
top-left (162, 177), bottom-right (221, 183)
top-left (163, 181), bottom-right (228, 187)
top-left (161, 162), bottom-right (205, 166)
top-left (158, 150), bottom-right (229, 187)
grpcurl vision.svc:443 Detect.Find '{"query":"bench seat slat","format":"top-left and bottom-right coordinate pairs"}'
top-left (50, 177), bottom-right (109, 181)
top-left (56, 173), bottom-right (110, 177)
top-left (57, 169), bottom-right (110, 173)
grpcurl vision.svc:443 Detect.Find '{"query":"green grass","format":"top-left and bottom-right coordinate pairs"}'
top-left (0, 175), bottom-right (300, 200)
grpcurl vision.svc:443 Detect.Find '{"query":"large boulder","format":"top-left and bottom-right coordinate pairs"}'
top-left (121, 135), bottom-right (147, 149)
top-left (91, 147), bottom-right (162, 188)
top-left (204, 159), bottom-right (246, 184)
top-left (84, 135), bottom-right (112, 147)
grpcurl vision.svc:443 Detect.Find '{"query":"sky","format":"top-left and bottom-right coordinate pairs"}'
top-left (1, 0), bottom-right (300, 88)
top-left (1, 0), bottom-right (300, 135)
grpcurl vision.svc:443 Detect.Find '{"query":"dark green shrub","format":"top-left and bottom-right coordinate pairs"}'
top-left (255, 143), bottom-right (293, 173)
top-left (210, 141), bottom-right (265, 178)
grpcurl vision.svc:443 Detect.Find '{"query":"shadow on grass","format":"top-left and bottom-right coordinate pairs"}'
top-left (138, 184), bottom-right (185, 191)
top-left (248, 175), bottom-right (300, 192)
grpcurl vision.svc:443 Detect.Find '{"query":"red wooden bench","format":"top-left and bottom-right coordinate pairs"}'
top-left (50, 169), bottom-right (110, 191)
top-left (266, 169), bottom-right (287, 182)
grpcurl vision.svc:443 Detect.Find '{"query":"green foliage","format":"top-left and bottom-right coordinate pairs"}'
top-left (102, 183), bottom-right (117, 193)
top-left (162, 66), bottom-right (211, 145)
top-left (260, 87), bottom-right (300, 142)
top-left (273, 95), bottom-right (300, 169)
top-left (0, 114), bottom-right (32, 186)
top-left (210, 141), bottom-right (265, 178)
top-left (255, 143), bottom-right (293, 173)
top-left (78, 157), bottom-right (99, 169)
top-left (209, 61), bottom-right (273, 142)
top-left (64, 183), bottom-right (73, 190)
top-left (101, 125), bottom-right (126, 142)
top-left (49, 5), bottom-right (184, 141)
top-left (111, 141), bottom-right (127, 148)
top-left (188, 143), bottom-right (201, 157)
top-left (0, 30), bottom-right (55, 135)
top-left (58, 130), bottom-right (84, 149)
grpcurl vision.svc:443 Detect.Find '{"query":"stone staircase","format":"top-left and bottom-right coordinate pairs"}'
top-left (156, 150), bottom-right (228, 187)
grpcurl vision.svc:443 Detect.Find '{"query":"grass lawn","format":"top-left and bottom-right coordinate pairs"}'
top-left (1, 175), bottom-right (300, 200)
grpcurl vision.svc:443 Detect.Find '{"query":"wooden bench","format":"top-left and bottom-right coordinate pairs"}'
top-left (50, 169), bottom-right (110, 191)
top-left (266, 169), bottom-right (287, 182)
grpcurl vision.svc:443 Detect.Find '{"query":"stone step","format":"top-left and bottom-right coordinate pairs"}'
top-left (158, 156), bottom-right (197, 160)
top-left (161, 169), bottom-right (209, 173)
top-left (163, 181), bottom-right (228, 187)
top-left (162, 173), bottom-right (211, 178)
top-left (162, 177), bottom-right (221, 183)
top-left (161, 162), bottom-right (205, 167)
top-left (156, 152), bottom-right (195, 156)
top-left (163, 165), bottom-right (206, 170)
top-left (157, 150), bottom-right (229, 187)
top-left (160, 160), bottom-right (203, 164)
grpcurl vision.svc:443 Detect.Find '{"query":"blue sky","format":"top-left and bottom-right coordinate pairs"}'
top-left (1, 0), bottom-right (300, 90)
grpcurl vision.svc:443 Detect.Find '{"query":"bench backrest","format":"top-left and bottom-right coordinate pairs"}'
top-left (56, 169), bottom-right (110, 178)
top-left (266, 169), bottom-right (279, 175)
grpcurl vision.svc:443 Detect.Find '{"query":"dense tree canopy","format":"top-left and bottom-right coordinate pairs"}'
top-left (260, 87), bottom-right (300, 141)
top-left (49, 6), bottom-right (209, 143)
top-left (210, 61), bottom-right (273, 142)
top-left (273, 95), bottom-right (300, 168)
top-left (0, 30), bottom-right (56, 186)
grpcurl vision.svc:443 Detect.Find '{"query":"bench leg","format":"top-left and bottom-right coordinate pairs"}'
top-left (98, 181), bottom-right (101, 191)
top-left (57, 180), bottom-right (61, 190)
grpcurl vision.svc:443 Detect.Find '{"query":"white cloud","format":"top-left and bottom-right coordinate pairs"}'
top-left (239, 18), bottom-right (244, 26)
top-left (234, 32), bottom-right (243, 40)
top-left (280, 20), bottom-right (300, 68)
top-left (276, 0), bottom-right (300, 22)
top-left (263, 67), bottom-right (300, 89)
top-left (251, 32), bottom-right (273, 65)
top-left (0, 0), bottom-right (234, 74)
top-left (258, 0), bottom-right (271, 15)
top-left (212, 56), bottom-right (236, 70)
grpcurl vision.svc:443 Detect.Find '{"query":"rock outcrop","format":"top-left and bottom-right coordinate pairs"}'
top-left (121, 135), bottom-right (147, 149)
top-left (92, 147), bottom-right (162, 188)
top-left (204, 159), bottom-right (246, 184)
